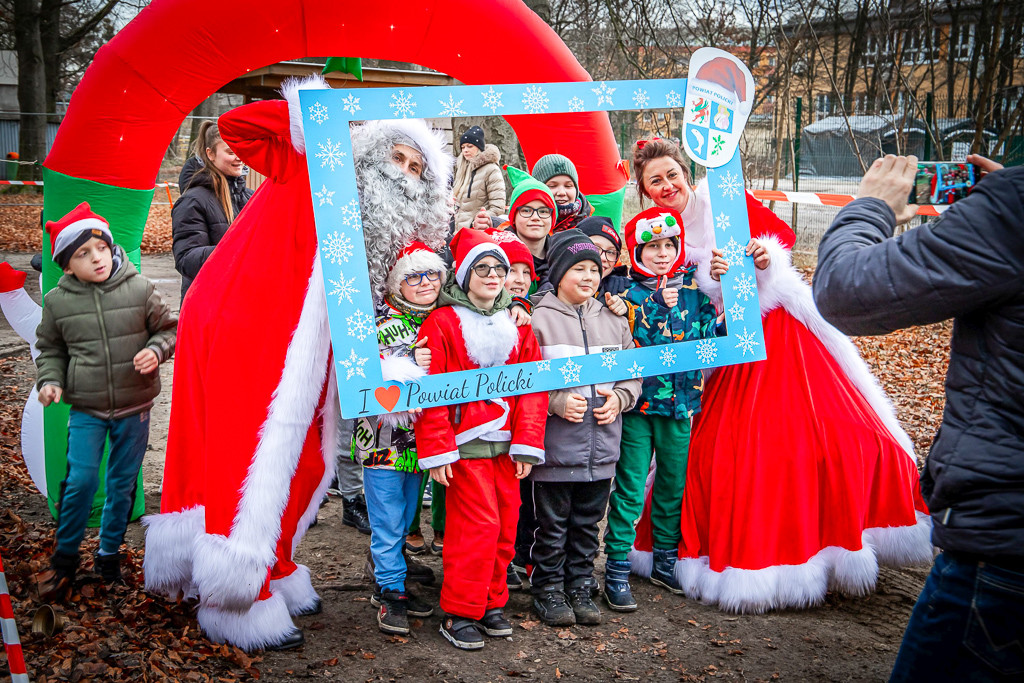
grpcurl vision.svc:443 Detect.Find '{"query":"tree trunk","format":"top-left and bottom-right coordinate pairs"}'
top-left (13, 0), bottom-right (46, 181)
top-left (40, 0), bottom-right (61, 116)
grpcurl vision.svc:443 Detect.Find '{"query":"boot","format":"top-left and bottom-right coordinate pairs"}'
top-left (650, 548), bottom-right (685, 595)
top-left (265, 628), bottom-right (305, 651)
top-left (603, 559), bottom-right (638, 612)
top-left (567, 583), bottom-right (602, 625)
top-left (93, 551), bottom-right (124, 584)
top-left (532, 584), bottom-right (576, 626)
top-left (506, 563), bottom-right (524, 591)
top-left (371, 583), bottom-right (433, 618)
top-left (37, 551), bottom-right (79, 601)
top-left (403, 552), bottom-right (436, 585)
top-left (342, 493), bottom-right (371, 535)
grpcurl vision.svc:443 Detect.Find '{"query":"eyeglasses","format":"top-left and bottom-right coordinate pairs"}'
top-left (403, 271), bottom-right (442, 286)
top-left (516, 205), bottom-right (553, 219)
top-left (471, 263), bottom-right (509, 278)
top-left (598, 248), bottom-right (619, 261)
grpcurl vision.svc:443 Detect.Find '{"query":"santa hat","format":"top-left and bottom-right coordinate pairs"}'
top-left (624, 207), bottom-right (687, 279)
top-left (46, 202), bottom-right (113, 268)
top-left (694, 57), bottom-right (751, 115)
top-left (386, 241), bottom-right (447, 295)
top-left (505, 166), bottom-right (556, 223)
top-left (486, 229), bottom-right (536, 281)
top-left (449, 229), bottom-right (509, 290)
top-left (0, 262), bottom-right (27, 293)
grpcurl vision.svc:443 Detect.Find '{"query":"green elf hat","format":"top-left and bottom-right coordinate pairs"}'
top-left (505, 165), bottom-right (556, 221)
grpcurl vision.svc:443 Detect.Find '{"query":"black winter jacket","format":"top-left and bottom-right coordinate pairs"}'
top-left (171, 170), bottom-right (253, 297)
top-left (813, 167), bottom-right (1024, 559)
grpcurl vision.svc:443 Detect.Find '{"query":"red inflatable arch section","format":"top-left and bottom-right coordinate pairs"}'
top-left (45, 0), bottom-right (623, 195)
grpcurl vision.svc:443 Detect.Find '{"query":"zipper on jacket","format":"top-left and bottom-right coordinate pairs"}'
top-left (94, 288), bottom-right (115, 417)
top-left (466, 169), bottom-right (477, 199)
top-left (577, 307), bottom-right (597, 481)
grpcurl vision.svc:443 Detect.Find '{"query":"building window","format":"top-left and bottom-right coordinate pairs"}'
top-left (904, 30), bottom-right (920, 64)
top-left (865, 34), bottom-right (878, 68)
top-left (953, 23), bottom-right (974, 62)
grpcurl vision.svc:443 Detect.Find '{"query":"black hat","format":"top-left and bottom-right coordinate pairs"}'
top-left (547, 228), bottom-right (604, 291)
top-left (577, 215), bottom-right (622, 252)
top-left (459, 126), bottom-right (485, 152)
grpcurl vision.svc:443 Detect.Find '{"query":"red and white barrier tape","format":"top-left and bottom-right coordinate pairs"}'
top-left (751, 189), bottom-right (949, 216)
top-left (0, 181), bottom-right (178, 188)
top-left (0, 553), bottom-right (30, 683)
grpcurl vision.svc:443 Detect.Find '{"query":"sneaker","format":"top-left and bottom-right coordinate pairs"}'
top-left (422, 487), bottom-right (432, 507)
top-left (650, 549), bottom-right (685, 595)
top-left (532, 585), bottom-right (576, 626)
top-left (377, 589), bottom-right (410, 635)
top-left (506, 563), bottom-right (524, 591)
top-left (342, 493), bottom-right (371, 535)
top-left (404, 553), bottom-right (436, 585)
top-left (371, 584), bottom-right (433, 618)
top-left (603, 559), bottom-right (638, 612)
top-left (430, 530), bottom-right (444, 554)
top-left (405, 531), bottom-right (427, 555)
top-left (440, 615), bottom-right (485, 650)
top-left (567, 585), bottom-right (602, 625)
top-left (93, 551), bottom-right (124, 584)
top-left (477, 608), bottom-right (513, 637)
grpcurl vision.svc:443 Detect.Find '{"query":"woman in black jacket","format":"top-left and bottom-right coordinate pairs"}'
top-left (172, 120), bottom-right (254, 298)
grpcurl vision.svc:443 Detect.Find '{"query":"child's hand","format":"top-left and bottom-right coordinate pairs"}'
top-left (747, 239), bottom-right (770, 270)
top-left (710, 248), bottom-right (729, 281)
top-left (430, 463), bottom-right (454, 487)
top-left (134, 348), bottom-right (159, 374)
top-left (413, 338), bottom-right (431, 369)
top-left (563, 393), bottom-right (588, 423)
top-left (592, 388), bottom-right (621, 425)
top-left (515, 461), bottom-right (533, 479)
top-left (604, 292), bottom-right (628, 317)
top-left (38, 384), bottom-right (62, 406)
top-left (472, 209), bottom-right (492, 231)
top-left (508, 306), bottom-right (532, 327)
top-left (661, 287), bottom-right (679, 308)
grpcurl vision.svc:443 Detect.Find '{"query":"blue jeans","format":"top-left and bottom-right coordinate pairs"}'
top-left (56, 410), bottom-right (150, 556)
top-left (362, 467), bottom-right (423, 591)
top-left (890, 552), bottom-right (1024, 682)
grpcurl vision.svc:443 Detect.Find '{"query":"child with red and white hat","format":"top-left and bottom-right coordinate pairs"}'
top-left (414, 229), bottom-right (547, 650)
top-left (34, 202), bottom-right (177, 598)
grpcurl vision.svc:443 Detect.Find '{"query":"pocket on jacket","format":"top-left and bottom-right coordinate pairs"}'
top-left (963, 563), bottom-right (1024, 676)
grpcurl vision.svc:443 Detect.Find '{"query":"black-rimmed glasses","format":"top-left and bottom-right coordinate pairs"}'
top-left (516, 205), bottom-right (553, 219)
top-left (471, 264), bottom-right (509, 278)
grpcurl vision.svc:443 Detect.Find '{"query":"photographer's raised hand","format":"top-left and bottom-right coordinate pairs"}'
top-left (857, 154), bottom-right (919, 225)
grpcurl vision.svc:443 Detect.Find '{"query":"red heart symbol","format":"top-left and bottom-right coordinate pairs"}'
top-left (374, 386), bottom-right (401, 412)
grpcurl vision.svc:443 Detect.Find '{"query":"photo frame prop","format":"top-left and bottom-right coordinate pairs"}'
top-left (300, 77), bottom-right (765, 418)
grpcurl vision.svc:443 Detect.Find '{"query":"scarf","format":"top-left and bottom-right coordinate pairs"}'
top-left (437, 272), bottom-right (512, 316)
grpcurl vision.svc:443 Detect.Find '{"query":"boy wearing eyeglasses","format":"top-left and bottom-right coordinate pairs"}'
top-left (499, 169), bottom-right (557, 294)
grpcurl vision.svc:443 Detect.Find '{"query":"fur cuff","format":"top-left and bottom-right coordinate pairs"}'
top-left (417, 449), bottom-right (460, 470)
top-left (142, 506), bottom-right (205, 600)
top-left (280, 74), bottom-right (329, 155)
top-left (197, 591), bottom-right (296, 652)
top-left (269, 564), bottom-right (320, 616)
top-left (192, 533), bottom-right (272, 611)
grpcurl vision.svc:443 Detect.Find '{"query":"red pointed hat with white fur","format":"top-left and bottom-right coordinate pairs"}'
top-left (624, 207), bottom-right (686, 279)
top-left (386, 241), bottom-right (447, 295)
top-left (486, 229), bottom-right (535, 280)
top-left (46, 202), bottom-right (113, 264)
top-left (449, 228), bottom-right (510, 288)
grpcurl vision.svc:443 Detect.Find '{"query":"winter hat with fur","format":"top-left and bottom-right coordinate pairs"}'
top-left (386, 241), bottom-right (447, 296)
top-left (459, 126), bottom-right (485, 152)
top-left (449, 228), bottom-right (510, 290)
top-left (624, 207), bottom-right (686, 279)
top-left (46, 202), bottom-right (114, 269)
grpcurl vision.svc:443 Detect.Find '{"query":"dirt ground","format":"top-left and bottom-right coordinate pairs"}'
top-left (0, 250), bottom-right (941, 682)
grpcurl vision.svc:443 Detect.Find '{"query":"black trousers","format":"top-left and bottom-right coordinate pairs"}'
top-left (530, 479), bottom-right (613, 592)
top-left (513, 478), bottom-right (535, 564)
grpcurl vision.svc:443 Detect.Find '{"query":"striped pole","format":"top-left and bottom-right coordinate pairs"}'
top-left (0, 553), bottom-right (30, 683)
top-left (750, 189), bottom-right (950, 217)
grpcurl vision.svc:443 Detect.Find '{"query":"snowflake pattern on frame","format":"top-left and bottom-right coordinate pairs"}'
top-left (717, 170), bottom-right (743, 200)
top-left (666, 90), bottom-right (682, 108)
top-left (695, 338), bottom-right (718, 365)
top-left (340, 198), bottom-right (362, 230)
top-left (308, 101), bottom-right (329, 125)
top-left (437, 93), bottom-right (467, 117)
top-left (536, 360), bottom-right (551, 373)
top-left (342, 94), bottom-right (361, 116)
top-left (338, 349), bottom-right (368, 380)
top-left (728, 302), bottom-right (745, 322)
top-left (481, 86), bottom-right (504, 113)
top-left (715, 212), bottom-right (731, 232)
top-left (559, 358), bottom-right (582, 385)
top-left (722, 238), bottom-right (746, 266)
top-left (735, 327), bottom-right (760, 356)
top-left (591, 81), bottom-right (616, 106)
top-left (628, 362), bottom-right (645, 379)
top-left (733, 272), bottom-right (755, 301)
top-left (321, 231), bottom-right (353, 265)
top-left (328, 272), bottom-right (359, 305)
top-left (389, 90), bottom-right (417, 118)
top-left (346, 309), bottom-right (374, 341)
top-left (660, 347), bottom-right (677, 367)
top-left (567, 96), bottom-right (585, 112)
top-left (522, 85), bottom-right (550, 114)
top-left (314, 184), bottom-right (334, 206)
top-left (632, 89), bottom-right (650, 108)
top-left (315, 138), bottom-right (346, 172)
top-left (601, 353), bottom-right (617, 370)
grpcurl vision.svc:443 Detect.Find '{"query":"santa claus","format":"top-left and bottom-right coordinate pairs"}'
top-left (141, 75), bottom-right (452, 651)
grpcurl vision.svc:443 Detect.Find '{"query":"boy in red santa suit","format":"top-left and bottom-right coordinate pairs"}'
top-left (414, 229), bottom-right (547, 650)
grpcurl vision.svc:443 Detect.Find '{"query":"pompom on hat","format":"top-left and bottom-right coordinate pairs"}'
top-left (624, 207), bottom-right (687, 279)
top-left (486, 228), bottom-right (535, 281)
top-left (449, 228), bottom-right (510, 290)
top-left (46, 202), bottom-right (113, 268)
top-left (386, 241), bottom-right (447, 296)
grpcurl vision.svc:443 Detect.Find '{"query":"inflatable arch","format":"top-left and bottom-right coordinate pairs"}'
top-left (40, 0), bottom-right (626, 521)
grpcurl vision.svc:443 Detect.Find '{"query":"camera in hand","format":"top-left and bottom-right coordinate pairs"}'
top-left (910, 161), bottom-right (978, 205)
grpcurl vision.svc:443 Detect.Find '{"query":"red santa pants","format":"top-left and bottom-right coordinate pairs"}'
top-left (440, 445), bottom-right (520, 619)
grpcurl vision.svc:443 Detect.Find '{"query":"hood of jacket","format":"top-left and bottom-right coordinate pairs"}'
top-left (467, 144), bottom-right (501, 170)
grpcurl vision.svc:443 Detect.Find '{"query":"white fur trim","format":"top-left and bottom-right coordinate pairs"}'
top-left (510, 444), bottom-right (544, 464)
top-left (378, 354), bottom-right (426, 429)
top-left (453, 306), bottom-right (518, 368)
top-left (280, 74), bottom-right (329, 155)
top-left (197, 591), bottom-right (296, 652)
top-left (192, 533), bottom-right (270, 610)
top-left (455, 243), bottom-right (510, 288)
top-left (269, 564), bottom-right (320, 616)
top-left (417, 449), bottom-right (460, 470)
top-left (386, 250), bottom-right (447, 295)
top-left (362, 118), bottom-right (453, 192)
top-left (291, 368), bottom-right (339, 554)
top-left (142, 506), bottom-right (205, 600)
top-left (864, 512), bottom-right (934, 566)
top-left (455, 397), bottom-right (510, 446)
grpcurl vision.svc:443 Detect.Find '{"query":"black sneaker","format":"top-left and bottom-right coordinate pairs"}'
top-left (342, 493), bottom-right (371, 535)
top-left (377, 589), bottom-right (410, 635)
top-left (404, 553), bottom-right (436, 586)
top-left (567, 585), bottom-right (602, 625)
top-left (477, 608), bottom-right (513, 637)
top-left (532, 585), bottom-right (576, 626)
top-left (506, 563), bottom-right (524, 591)
top-left (93, 551), bottom-right (124, 584)
top-left (440, 615), bottom-right (485, 650)
top-left (371, 584), bottom-right (433, 618)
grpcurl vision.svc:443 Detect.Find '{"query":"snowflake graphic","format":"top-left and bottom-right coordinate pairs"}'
top-left (340, 198), bottom-right (362, 231)
top-left (536, 360), bottom-right (551, 373)
top-left (660, 347), bottom-right (677, 367)
top-left (522, 85), bottom-right (550, 114)
top-left (722, 238), bottom-right (746, 266)
top-left (632, 88), bottom-right (650, 108)
top-left (314, 184), bottom-right (334, 206)
top-left (481, 86), bottom-right (504, 113)
top-left (628, 362), bottom-right (645, 379)
top-left (601, 353), bottom-right (618, 370)
top-left (717, 170), bottom-right (743, 200)
top-left (559, 358), bottom-right (582, 385)
top-left (321, 231), bottom-right (353, 264)
top-left (389, 90), bottom-right (417, 118)
top-left (733, 273), bottom-right (755, 302)
top-left (437, 93), bottom-right (466, 117)
top-left (567, 96), bottom-right (585, 112)
top-left (345, 309), bottom-right (374, 341)
top-left (695, 339), bottom-right (718, 365)
top-left (327, 272), bottom-right (359, 305)
top-left (591, 81), bottom-right (616, 106)
top-left (308, 101), bottom-right (329, 125)
top-left (338, 349), bottom-right (368, 380)
top-left (666, 90), bottom-right (682, 108)
top-left (715, 212), bottom-right (731, 232)
top-left (735, 327), bottom-right (760, 356)
top-left (315, 138), bottom-right (346, 172)
top-left (342, 94), bottom-right (361, 116)
top-left (728, 302), bottom-right (745, 322)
